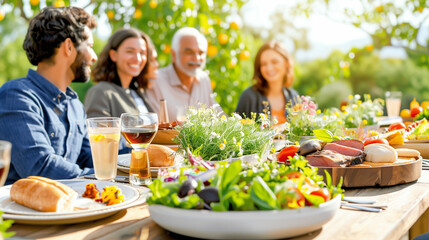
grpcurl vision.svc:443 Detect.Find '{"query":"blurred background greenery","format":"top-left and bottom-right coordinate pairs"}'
top-left (0, 0), bottom-right (428, 115)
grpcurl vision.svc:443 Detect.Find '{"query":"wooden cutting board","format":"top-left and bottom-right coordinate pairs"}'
top-left (317, 157), bottom-right (422, 188)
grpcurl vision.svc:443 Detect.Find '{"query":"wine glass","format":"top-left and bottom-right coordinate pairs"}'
top-left (87, 117), bottom-right (121, 181)
top-left (0, 141), bottom-right (11, 186)
top-left (120, 113), bottom-right (158, 185)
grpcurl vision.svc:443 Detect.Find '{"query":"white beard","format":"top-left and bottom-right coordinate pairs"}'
top-left (175, 54), bottom-right (205, 77)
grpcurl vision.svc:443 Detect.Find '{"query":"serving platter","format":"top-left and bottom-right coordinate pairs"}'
top-left (0, 180), bottom-right (147, 225)
top-left (149, 195), bottom-right (341, 239)
top-left (317, 157), bottom-right (422, 188)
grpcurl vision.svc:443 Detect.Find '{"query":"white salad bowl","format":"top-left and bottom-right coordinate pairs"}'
top-left (149, 195), bottom-right (341, 239)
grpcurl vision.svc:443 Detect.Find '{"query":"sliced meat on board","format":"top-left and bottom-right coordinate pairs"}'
top-left (306, 150), bottom-right (365, 167)
top-left (323, 143), bottom-right (363, 157)
top-left (332, 140), bottom-right (364, 150)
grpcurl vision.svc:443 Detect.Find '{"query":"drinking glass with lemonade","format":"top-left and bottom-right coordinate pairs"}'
top-left (385, 91), bottom-right (402, 117)
top-left (87, 117), bottom-right (121, 181)
top-left (121, 113), bottom-right (158, 185)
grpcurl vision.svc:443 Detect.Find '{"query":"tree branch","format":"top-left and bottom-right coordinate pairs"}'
top-left (16, 0), bottom-right (30, 22)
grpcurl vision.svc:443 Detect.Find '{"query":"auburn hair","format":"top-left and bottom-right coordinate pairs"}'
top-left (252, 41), bottom-right (294, 95)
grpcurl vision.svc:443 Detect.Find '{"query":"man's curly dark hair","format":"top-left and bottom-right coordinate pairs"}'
top-left (23, 6), bottom-right (97, 66)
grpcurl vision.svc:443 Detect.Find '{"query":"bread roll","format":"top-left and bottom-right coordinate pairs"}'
top-left (10, 176), bottom-right (77, 212)
top-left (395, 148), bottom-right (421, 158)
top-left (148, 144), bottom-right (176, 167)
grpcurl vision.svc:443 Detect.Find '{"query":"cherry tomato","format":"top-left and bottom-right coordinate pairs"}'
top-left (411, 107), bottom-right (423, 118)
top-left (363, 138), bottom-right (389, 146)
top-left (278, 145), bottom-right (299, 163)
top-left (283, 172), bottom-right (303, 179)
top-left (277, 187), bottom-right (305, 208)
top-left (388, 122), bottom-right (406, 132)
top-left (310, 188), bottom-right (331, 202)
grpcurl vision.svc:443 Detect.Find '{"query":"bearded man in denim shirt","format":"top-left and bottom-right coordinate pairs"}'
top-left (0, 7), bottom-right (97, 184)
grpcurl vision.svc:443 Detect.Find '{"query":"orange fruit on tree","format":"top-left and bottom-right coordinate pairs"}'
top-left (54, 0), bottom-right (65, 7)
top-left (207, 45), bottom-right (218, 57)
top-left (375, 5), bottom-right (383, 13)
top-left (365, 45), bottom-right (374, 52)
top-left (134, 9), bottom-right (142, 19)
top-left (230, 22), bottom-right (239, 30)
top-left (137, 0), bottom-right (146, 5)
top-left (400, 109), bottom-right (411, 118)
top-left (239, 50), bottom-right (250, 61)
top-left (162, 44), bottom-right (171, 54)
top-left (149, 1), bottom-right (157, 8)
top-left (218, 33), bottom-right (228, 45)
top-left (0, 10), bottom-right (4, 22)
top-left (30, 0), bottom-right (40, 6)
top-left (107, 10), bottom-right (115, 20)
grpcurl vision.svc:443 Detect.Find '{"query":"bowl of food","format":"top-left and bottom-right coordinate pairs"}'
top-left (147, 157), bottom-right (343, 239)
top-left (153, 121), bottom-right (180, 145)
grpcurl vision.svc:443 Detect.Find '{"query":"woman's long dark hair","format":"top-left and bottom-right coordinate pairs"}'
top-left (92, 28), bottom-right (153, 89)
top-left (252, 41), bottom-right (294, 95)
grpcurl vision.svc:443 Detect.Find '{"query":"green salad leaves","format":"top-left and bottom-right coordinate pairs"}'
top-left (147, 156), bottom-right (344, 211)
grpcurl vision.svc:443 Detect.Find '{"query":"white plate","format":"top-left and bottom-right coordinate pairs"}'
top-left (1, 180), bottom-right (148, 225)
top-left (149, 195), bottom-right (341, 239)
top-left (117, 154), bottom-right (179, 176)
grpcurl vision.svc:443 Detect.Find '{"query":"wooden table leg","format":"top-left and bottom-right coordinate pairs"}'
top-left (410, 208), bottom-right (429, 239)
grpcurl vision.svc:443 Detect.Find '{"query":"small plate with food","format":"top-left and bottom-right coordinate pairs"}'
top-left (117, 144), bottom-right (184, 176)
top-left (0, 177), bottom-right (147, 224)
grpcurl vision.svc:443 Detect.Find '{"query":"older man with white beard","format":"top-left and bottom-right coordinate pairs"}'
top-left (146, 27), bottom-right (223, 121)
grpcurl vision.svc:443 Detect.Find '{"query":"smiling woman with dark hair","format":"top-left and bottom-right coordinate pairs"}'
top-left (84, 27), bottom-right (158, 153)
top-left (235, 41), bottom-right (299, 124)
top-left (85, 28), bottom-right (157, 118)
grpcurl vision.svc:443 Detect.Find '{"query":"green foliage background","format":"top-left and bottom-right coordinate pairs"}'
top-left (1, 0), bottom-right (429, 113)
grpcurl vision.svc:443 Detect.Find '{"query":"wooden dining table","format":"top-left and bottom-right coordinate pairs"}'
top-left (8, 168), bottom-right (429, 240)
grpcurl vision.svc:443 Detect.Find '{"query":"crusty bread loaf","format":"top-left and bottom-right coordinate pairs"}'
top-left (148, 144), bottom-right (176, 167)
top-left (395, 148), bottom-right (421, 158)
top-left (10, 176), bottom-right (77, 212)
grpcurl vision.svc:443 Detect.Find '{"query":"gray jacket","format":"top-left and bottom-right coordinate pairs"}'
top-left (235, 86), bottom-right (299, 118)
top-left (84, 81), bottom-right (153, 118)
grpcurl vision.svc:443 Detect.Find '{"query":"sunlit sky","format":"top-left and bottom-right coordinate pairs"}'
top-left (4, 0), bottom-right (427, 61)
top-left (241, 0), bottom-right (428, 61)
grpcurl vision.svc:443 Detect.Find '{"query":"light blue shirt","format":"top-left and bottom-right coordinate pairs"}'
top-left (0, 69), bottom-right (94, 184)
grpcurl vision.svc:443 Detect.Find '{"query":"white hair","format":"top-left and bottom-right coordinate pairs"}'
top-left (171, 27), bottom-right (208, 53)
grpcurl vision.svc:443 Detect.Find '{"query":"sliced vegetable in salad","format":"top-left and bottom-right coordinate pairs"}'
top-left (147, 156), bottom-right (344, 211)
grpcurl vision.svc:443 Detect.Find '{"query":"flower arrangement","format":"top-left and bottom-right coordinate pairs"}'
top-left (334, 94), bottom-right (384, 129)
top-left (174, 105), bottom-right (275, 161)
top-left (285, 96), bottom-right (340, 142)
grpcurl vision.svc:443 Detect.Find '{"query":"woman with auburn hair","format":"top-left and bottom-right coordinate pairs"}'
top-left (85, 27), bottom-right (158, 152)
top-left (235, 41), bottom-right (299, 124)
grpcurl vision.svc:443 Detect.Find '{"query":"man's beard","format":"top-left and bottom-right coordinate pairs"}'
top-left (70, 51), bottom-right (90, 83)
top-left (175, 54), bottom-right (205, 77)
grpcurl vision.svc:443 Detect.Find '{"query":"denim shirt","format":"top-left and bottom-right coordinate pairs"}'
top-left (0, 69), bottom-right (94, 184)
